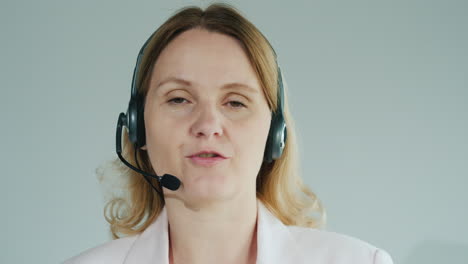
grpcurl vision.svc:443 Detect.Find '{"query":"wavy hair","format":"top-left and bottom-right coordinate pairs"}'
top-left (103, 2), bottom-right (326, 239)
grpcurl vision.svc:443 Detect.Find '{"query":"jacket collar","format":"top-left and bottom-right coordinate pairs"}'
top-left (123, 199), bottom-right (297, 264)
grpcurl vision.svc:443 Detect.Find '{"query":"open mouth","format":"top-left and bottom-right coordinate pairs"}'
top-left (187, 154), bottom-right (227, 167)
top-left (196, 153), bottom-right (220, 158)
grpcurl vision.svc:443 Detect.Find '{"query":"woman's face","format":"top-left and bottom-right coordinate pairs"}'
top-left (142, 28), bottom-right (271, 204)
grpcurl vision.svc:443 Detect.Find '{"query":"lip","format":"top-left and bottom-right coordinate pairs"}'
top-left (187, 150), bottom-right (227, 159)
top-left (187, 156), bottom-right (228, 167)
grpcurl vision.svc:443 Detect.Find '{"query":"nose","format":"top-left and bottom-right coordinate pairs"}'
top-left (190, 103), bottom-right (223, 140)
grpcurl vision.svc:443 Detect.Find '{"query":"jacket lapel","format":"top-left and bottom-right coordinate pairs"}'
top-left (123, 200), bottom-right (298, 264)
top-left (123, 207), bottom-right (170, 264)
top-left (256, 200), bottom-right (298, 264)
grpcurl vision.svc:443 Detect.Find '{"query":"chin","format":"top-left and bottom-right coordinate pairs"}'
top-left (182, 175), bottom-right (239, 204)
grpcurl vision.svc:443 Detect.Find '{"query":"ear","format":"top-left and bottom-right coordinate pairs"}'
top-left (140, 145), bottom-right (147, 151)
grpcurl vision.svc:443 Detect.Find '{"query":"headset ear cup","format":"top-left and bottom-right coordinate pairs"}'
top-left (127, 98), bottom-right (139, 145)
top-left (263, 113), bottom-right (287, 163)
top-left (263, 117), bottom-right (275, 163)
top-left (127, 95), bottom-right (146, 148)
top-left (273, 118), bottom-right (287, 160)
top-left (136, 95), bottom-right (146, 148)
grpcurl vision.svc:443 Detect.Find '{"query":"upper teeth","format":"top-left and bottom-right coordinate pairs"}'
top-left (198, 153), bottom-right (217, 158)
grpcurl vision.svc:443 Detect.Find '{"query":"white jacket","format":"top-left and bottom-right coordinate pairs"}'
top-left (63, 200), bottom-right (394, 264)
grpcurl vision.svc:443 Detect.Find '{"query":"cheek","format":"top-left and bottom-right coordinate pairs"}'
top-left (235, 115), bottom-right (271, 168)
top-left (144, 111), bottom-right (185, 173)
top-left (145, 104), bottom-right (187, 145)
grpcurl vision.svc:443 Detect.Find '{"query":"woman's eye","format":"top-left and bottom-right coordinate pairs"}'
top-left (168, 97), bottom-right (188, 105)
top-left (228, 101), bottom-right (246, 109)
top-left (167, 98), bottom-right (246, 109)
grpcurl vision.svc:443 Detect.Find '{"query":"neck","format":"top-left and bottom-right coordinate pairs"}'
top-left (165, 194), bottom-right (258, 264)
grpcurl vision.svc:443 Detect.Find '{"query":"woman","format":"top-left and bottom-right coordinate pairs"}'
top-left (64, 3), bottom-right (393, 264)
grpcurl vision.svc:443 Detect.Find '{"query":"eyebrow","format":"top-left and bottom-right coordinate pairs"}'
top-left (155, 77), bottom-right (258, 94)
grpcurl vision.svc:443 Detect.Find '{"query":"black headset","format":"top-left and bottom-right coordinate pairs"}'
top-left (116, 29), bottom-right (287, 187)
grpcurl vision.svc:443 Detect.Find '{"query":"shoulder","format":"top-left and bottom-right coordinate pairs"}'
top-left (61, 235), bottom-right (139, 264)
top-left (286, 226), bottom-right (394, 264)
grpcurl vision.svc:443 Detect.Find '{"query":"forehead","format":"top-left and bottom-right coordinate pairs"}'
top-left (149, 28), bottom-right (262, 94)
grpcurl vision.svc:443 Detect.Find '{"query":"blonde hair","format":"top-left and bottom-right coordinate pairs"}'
top-left (103, 2), bottom-right (326, 239)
